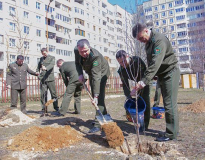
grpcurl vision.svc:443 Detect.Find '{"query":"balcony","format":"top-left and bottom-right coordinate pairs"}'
top-left (75, 0), bottom-right (84, 5)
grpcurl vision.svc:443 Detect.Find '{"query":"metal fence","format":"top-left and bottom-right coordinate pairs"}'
top-left (1, 76), bottom-right (123, 103)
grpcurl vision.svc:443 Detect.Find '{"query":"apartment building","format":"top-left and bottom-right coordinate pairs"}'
top-left (140, 0), bottom-right (205, 74)
top-left (0, 0), bottom-right (133, 78)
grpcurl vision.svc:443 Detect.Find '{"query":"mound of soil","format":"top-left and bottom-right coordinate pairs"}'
top-left (179, 99), bottom-right (205, 113)
top-left (7, 126), bottom-right (83, 152)
top-left (0, 109), bottom-right (34, 127)
top-left (101, 122), bottom-right (124, 148)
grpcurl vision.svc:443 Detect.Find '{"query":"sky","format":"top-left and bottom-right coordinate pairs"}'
top-left (108, 0), bottom-right (149, 13)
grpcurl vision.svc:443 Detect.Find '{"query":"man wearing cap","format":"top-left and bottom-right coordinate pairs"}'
top-left (6, 55), bottom-right (39, 114)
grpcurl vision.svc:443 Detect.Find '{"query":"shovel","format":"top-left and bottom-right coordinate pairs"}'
top-left (83, 82), bottom-right (113, 125)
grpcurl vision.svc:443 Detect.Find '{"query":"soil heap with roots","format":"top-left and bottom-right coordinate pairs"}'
top-left (7, 126), bottom-right (83, 152)
top-left (101, 122), bottom-right (124, 148)
top-left (180, 99), bottom-right (205, 113)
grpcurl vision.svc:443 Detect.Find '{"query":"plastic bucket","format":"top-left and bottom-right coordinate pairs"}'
top-left (152, 107), bottom-right (165, 119)
top-left (124, 97), bottom-right (146, 132)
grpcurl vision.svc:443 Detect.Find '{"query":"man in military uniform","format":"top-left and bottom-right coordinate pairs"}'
top-left (36, 48), bottom-right (59, 112)
top-left (74, 39), bottom-right (110, 133)
top-left (6, 55), bottom-right (38, 114)
top-left (56, 59), bottom-right (83, 116)
top-left (116, 50), bottom-right (150, 131)
top-left (132, 23), bottom-right (180, 142)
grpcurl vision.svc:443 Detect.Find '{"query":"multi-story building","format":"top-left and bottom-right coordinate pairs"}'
top-left (0, 0), bottom-right (133, 78)
top-left (140, 0), bottom-right (205, 74)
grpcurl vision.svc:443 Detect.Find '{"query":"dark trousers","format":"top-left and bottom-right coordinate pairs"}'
top-left (153, 80), bottom-right (161, 107)
top-left (59, 81), bottom-right (83, 115)
top-left (158, 67), bottom-right (180, 139)
top-left (11, 89), bottom-right (27, 113)
top-left (140, 85), bottom-right (150, 129)
top-left (90, 76), bottom-right (108, 128)
top-left (40, 81), bottom-right (59, 111)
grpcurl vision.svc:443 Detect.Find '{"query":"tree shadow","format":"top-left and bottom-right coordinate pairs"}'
top-left (112, 119), bottom-right (164, 138)
top-left (41, 116), bottom-right (109, 148)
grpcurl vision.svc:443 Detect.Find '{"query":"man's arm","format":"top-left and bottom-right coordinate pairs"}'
top-left (60, 69), bottom-right (68, 86)
top-left (90, 56), bottom-right (102, 95)
top-left (6, 64), bottom-right (12, 86)
top-left (74, 48), bottom-right (83, 75)
top-left (26, 65), bottom-right (38, 76)
top-left (118, 71), bottom-right (131, 98)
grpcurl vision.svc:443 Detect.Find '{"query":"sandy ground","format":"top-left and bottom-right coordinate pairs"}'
top-left (0, 87), bottom-right (205, 160)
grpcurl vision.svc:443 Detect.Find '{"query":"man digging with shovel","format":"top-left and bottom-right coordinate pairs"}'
top-left (74, 39), bottom-right (110, 133)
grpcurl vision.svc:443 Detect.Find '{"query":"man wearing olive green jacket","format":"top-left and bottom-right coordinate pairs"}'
top-left (132, 23), bottom-right (180, 142)
top-left (56, 59), bottom-right (83, 115)
top-left (74, 39), bottom-right (110, 133)
top-left (36, 48), bottom-right (59, 112)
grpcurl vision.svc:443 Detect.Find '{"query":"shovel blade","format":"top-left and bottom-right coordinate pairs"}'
top-left (96, 114), bottom-right (113, 125)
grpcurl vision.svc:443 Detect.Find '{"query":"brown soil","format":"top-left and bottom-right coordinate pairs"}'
top-left (179, 99), bottom-right (205, 113)
top-left (7, 126), bottom-right (83, 152)
top-left (101, 122), bottom-right (124, 148)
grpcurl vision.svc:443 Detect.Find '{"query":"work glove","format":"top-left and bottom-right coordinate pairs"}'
top-left (78, 74), bottom-right (85, 83)
top-left (92, 94), bottom-right (98, 105)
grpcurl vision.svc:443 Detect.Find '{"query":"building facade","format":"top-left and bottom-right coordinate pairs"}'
top-left (0, 0), bottom-right (133, 78)
top-left (141, 0), bottom-right (205, 74)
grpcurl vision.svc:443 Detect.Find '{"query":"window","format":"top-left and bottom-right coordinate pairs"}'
top-left (161, 4), bottom-right (165, 10)
top-left (36, 15), bottom-right (41, 22)
top-left (154, 6), bottom-right (158, 11)
top-left (169, 10), bottom-right (173, 16)
top-left (176, 15), bottom-right (185, 20)
top-left (172, 41), bottom-right (175, 46)
top-left (36, 2), bottom-right (40, 9)
top-left (75, 29), bottom-right (85, 36)
top-left (36, 29), bottom-right (41, 37)
top-left (48, 45), bottom-right (55, 52)
top-left (9, 22), bottom-right (15, 31)
top-left (93, 25), bottom-right (95, 31)
top-left (0, 18), bottom-right (2, 22)
top-left (24, 56), bottom-right (29, 64)
top-left (162, 19), bottom-right (166, 25)
top-left (171, 33), bottom-right (175, 38)
top-left (170, 18), bottom-right (174, 23)
top-left (9, 6), bottom-right (16, 16)
top-left (162, 27), bottom-right (166, 32)
top-left (24, 11), bottom-right (29, 18)
top-left (169, 3), bottom-right (172, 8)
top-left (74, 18), bottom-right (84, 25)
top-left (156, 21), bottom-right (159, 26)
top-left (37, 43), bottom-right (41, 51)
top-left (155, 14), bottom-right (158, 19)
top-left (170, 26), bottom-right (174, 31)
top-left (24, 26), bottom-right (29, 34)
top-left (161, 12), bottom-right (166, 17)
top-left (24, 41), bottom-right (29, 49)
top-left (9, 38), bottom-right (15, 47)
top-left (23, 0), bottom-right (28, 5)
top-left (0, 2), bottom-right (2, 10)
top-left (0, 35), bottom-right (3, 44)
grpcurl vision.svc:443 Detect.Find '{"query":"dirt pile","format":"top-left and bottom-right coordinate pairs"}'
top-left (179, 99), bottom-right (205, 113)
top-left (7, 126), bottom-right (83, 152)
top-left (0, 109), bottom-right (35, 127)
top-left (101, 122), bottom-right (124, 148)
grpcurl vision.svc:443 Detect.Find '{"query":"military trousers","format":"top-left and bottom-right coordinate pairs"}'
top-left (153, 80), bottom-right (161, 107)
top-left (11, 89), bottom-right (27, 114)
top-left (158, 67), bottom-right (180, 139)
top-left (59, 81), bottom-right (83, 115)
top-left (40, 80), bottom-right (59, 111)
top-left (140, 84), bottom-right (150, 130)
top-left (90, 75), bottom-right (108, 128)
